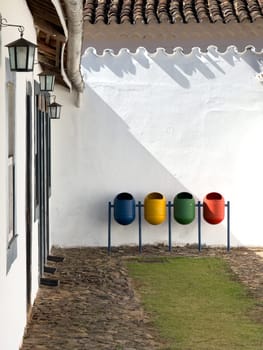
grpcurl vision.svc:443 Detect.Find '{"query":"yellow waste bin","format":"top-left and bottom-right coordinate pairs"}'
top-left (144, 192), bottom-right (166, 225)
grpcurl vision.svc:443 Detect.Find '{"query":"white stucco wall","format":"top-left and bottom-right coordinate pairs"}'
top-left (0, 2), bottom-right (39, 349)
top-left (51, 45), bottom-right (263, 248)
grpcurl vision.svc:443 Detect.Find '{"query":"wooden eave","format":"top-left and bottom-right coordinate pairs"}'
top-left (26, 0), bottom-right (70, 88)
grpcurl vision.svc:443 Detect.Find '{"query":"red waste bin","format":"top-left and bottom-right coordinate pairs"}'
top-left (203, 192), bottom-right (225, 224)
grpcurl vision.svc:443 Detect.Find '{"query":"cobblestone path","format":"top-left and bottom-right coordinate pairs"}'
top-left (21, 246), bottom-right (263, 350)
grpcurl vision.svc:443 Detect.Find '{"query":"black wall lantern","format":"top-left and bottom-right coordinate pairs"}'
top-left (48, 95), bottom-right (62, 119)
top-left (39, 71), bottom-right (56, 91)
top-left (0, 15), bottom-right (37, 72)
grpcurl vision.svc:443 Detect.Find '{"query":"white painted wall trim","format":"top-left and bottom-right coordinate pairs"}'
top-left (83, 21), bottom-right (263, 54)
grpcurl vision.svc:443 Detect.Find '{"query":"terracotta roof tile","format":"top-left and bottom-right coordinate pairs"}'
top-left (83, 0), bottom-right (263, 24)
top-left (235, 0), bottom-right (251, 22)
top-left (247, 0), bottom-right (263, 21)
top-left (146, 0), bottom-right (159, 23)
top-left (120, 0), bottom-right (133, 23)
top-left (220, 0), bottom-right (237, 22)
top-left (157, 0), bottom-right (171, 23)
top-left (196, 0), bottom-right (211, 23)
top-left (169, 0), bottom-right (184, 22)
top-left (133, 0), bottom-right (146, 23)
top-left (207, 0), bottom-right (223, 22)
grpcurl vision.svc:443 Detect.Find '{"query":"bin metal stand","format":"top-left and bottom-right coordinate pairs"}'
top-left (108, 201), bottom-right (142, 255)
top-left (197, 201), bottom-right (231, 252)
top-left (169, 201), bottom-right (197, 252)
top-left (168, 201), bottom-right (172, 251)
top-left (226, 201), bottom-right (230, 252)
top-left (108, 198), bottom-right (230, 255)
top-left (108, 201), bottom-right (114, 255)
top-left (137, 202), bottom-right (142, 253)
top-left (197, 201), bottom-right (202, 251)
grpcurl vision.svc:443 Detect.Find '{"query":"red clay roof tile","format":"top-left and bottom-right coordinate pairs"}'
top-left (83, 0), bottom-right (263, 24)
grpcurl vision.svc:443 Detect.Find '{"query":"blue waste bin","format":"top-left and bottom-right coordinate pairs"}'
top-left (114, 192), bottom-right (136, 225)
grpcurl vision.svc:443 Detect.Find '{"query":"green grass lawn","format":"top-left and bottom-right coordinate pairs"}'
top-left (127, 257), bottom-right (263, 350)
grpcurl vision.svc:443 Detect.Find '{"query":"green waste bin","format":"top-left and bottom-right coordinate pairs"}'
top-left (173, 192), bottom-right (195, 225)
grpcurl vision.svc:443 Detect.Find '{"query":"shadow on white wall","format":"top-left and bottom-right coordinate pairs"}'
top-left (51, 46), bottom-right (263, 247)
top-left (51, 84), bottom-right (240, 248)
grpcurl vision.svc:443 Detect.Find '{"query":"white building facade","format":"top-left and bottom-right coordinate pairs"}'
top-left (0, 0), bottom-right (71, 348)
top-left (2, 0), bottom-right (263, 348)
top-left (0, 2), bottom-right (40, 349)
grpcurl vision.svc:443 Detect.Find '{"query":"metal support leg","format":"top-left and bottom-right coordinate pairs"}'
top-left (138, 201), bottom-right (142, 253)
top-left (197, 201), bottom-right (202, 252)
top-left (108, 201), bottom-right (112, 255)
top-left (168, 201), bottom-right (172, 251)
top-left (226, 201), bottom-right (230, 252)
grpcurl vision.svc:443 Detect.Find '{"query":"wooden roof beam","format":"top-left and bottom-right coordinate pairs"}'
top-left (34, 18), bottom-right (66, 42)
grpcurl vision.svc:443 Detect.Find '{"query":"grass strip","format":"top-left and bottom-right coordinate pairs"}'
top-left (127, 257), bottom-right (263, 350)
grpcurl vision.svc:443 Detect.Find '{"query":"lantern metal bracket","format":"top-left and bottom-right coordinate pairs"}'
top-left (49, 95), bottom-right (57, 103)
top-left (0, 14), bottom-right (25, 37)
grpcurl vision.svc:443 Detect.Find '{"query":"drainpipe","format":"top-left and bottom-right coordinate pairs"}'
top-left (51, 0), bottom-right (72, 91)
top-left (63, 0), bottom-right (85, 106)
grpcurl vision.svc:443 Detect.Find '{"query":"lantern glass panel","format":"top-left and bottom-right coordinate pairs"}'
top-left (50, 106), bottom-right (56, 119)
top-left (39, 75), bottom-right (45, 90)
top-left (55, 105), bottom-right (61, 119)
top-left (27, 46), bottom-right (35, 71)
top-left (8, 47), bottom-right (16, 70)
top-left (40, 75), bottom-right (55, 91)
top-left (56, 106), bottom-right (61, 119)
top-left (46, 76), bottom-right (54, 91)
top-left (16, 46), bottom-right (27, 70)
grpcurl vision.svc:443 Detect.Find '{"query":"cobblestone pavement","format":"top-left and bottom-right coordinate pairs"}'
top-left (21, 246), bottom-right (263, 350)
